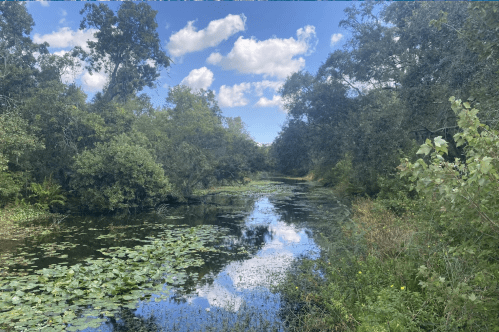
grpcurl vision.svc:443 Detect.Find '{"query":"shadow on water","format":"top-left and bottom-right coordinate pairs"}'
top-left (0, 180), bottom-right (348, 331)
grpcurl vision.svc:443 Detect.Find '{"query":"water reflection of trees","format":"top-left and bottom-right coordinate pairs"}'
top-left (271, 196), bottom-right (312, 225)
top-left (11, 192), bottom-right (284, 330)
top-left (104, 185), bottom-right (325, 331)
top-left (171, 195), bottom-right (273, 295)
top-left (107, 307), bottom-right (159, 332)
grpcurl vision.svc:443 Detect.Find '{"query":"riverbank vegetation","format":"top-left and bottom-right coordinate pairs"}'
top-left (0, 2), bottom-right (270, 220)
top-left (273, 2), bottom-right (499, 331)
top-left (278, 98), bottom-right (499, 331)
top-left (2, 1), bottom-right (499, 331)
top-left (1, 4), bottom-right (271, 328)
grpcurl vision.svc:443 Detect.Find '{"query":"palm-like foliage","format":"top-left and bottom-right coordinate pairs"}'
top-left (29, 175), bottom-right (66, 211)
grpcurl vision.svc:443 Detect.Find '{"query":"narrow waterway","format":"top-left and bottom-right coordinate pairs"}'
top-left (1, 179), bottom-right (349, 331)
top-left (125, 195), bottom-right (320, 332)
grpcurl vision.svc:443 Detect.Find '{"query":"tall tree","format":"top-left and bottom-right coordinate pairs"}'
top-left (160, 86), bottom-right (225, 197)
top-left (273, 2), bottom-right (492, 196)
top-left (74, 2), bottom-right (171, 103)
top-left (461, 2), bottom-right (499, 127)
top-left (0, 2), bottom-right (49, 104)
top-left (280, 71), bottom-right (352, 168)
top-left (271, 120), bottom-right (311, 176)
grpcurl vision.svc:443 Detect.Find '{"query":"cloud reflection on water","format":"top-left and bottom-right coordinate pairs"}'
top-left (192, 197), bottom-right (318, 309)
top-left (131, 195), bottom-right (319, 331)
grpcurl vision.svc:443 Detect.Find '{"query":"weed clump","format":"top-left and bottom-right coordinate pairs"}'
top-left (345, 198), bottom-right (417, 260)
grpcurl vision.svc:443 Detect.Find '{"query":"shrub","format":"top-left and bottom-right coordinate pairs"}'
top-left (321, 152), bottom-right (365, 196)
top-left (397, 97), bottom-right (499, 329)
top-left (28, 174), bottom-right (66, 211)
top-left (71, 133), bottom-right (170, 212)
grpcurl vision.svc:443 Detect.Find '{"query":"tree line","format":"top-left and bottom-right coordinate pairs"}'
top-left (273, 3), bottom-right (499, 330)
top-left (271, 2), bottom-right (499, 198)
top-left (0, 2), bottom-right (270, 214)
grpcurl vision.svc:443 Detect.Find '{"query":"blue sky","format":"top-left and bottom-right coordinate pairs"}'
top-left (26, 1), bottom-right (353, 144)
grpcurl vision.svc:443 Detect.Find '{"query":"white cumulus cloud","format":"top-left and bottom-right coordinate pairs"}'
top-left (33, 27), bottom-right (97, 53)
top-left (206, 52), bottom-right (223, 65)
top-left (218, 83), bottom-right (251, 107)
top-left (180, 67), bottom-right (214, 90)
top-left (82, 71), bottom-right (108, 92)
top-left (211, 25), bottom-right (317, 79)
top-left (330, 33), bottom-right (343, 46)
top-left (167, 14), bottom-right (246, 58)
top-left (255, 95), bottom-right (285, 112)
top-left (252, 80), bottom-right (283, 96)
top-left (255, 95), bottom-right (282, 108)
top-left (297, 25), bottom-right (318, 56)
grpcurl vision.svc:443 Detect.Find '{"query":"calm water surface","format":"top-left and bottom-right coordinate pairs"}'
top-left (3, 179), bottom-right (348, 331)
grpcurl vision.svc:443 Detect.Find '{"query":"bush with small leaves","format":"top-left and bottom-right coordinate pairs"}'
top-left (71, 133), bottom-right (170, 212)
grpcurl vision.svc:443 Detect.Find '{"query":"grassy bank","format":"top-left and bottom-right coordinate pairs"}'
top-left (0, 203), bottom-right (56, 240)
top-left (277, 102), bottom-right (499, 331)
top-left (278, 192), bottom-right (499, 331)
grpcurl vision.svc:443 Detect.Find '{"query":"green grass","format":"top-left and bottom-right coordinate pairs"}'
top-left (0, 203), bottom-right (54, 242)
top-left (277, 193), bottom-right (499, 331)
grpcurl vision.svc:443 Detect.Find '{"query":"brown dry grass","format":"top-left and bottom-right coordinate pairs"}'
top-left (344, 197), bottom-right (417, 259)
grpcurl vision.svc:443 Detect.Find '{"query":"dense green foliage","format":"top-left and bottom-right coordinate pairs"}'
top-left (271, 2), bottom-right (499, 197)
top-left (279, 99), bottom-right (499, 331)
top-left (0, 2), bottom-right (268, 214)
top-left (272, 2), bottom-right (499, 331)
top-left (70, 133), bottom-right (170, 212)
top-left (2, 1), bottom-right (499, 330)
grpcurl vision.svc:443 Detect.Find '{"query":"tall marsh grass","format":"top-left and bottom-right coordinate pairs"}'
top-left (345, 198), bottom-right (417, 260)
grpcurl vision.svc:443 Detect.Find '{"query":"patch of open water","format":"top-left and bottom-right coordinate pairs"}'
top-left (91, 192), bottom-right (321, 331)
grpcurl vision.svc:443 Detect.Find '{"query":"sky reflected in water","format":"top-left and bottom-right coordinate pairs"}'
top-left (90, 191), bottom-right (320, 332)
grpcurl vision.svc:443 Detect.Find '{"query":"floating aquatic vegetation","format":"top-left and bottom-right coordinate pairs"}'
top-left (193, 180), bottom-right (289, 197)
top-left (0, 179), bottom-right (343, 331)
top-left (0, 225), bottom-right (227, 331)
